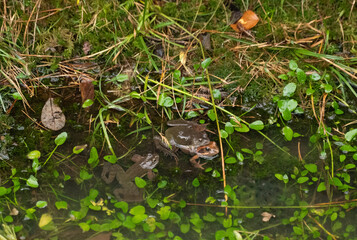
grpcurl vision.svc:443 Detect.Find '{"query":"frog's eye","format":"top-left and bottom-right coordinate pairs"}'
top-left (198, 138), bottom-right (203, 142)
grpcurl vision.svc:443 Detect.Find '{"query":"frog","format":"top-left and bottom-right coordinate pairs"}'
top-left (101, 153), bottom-right (159, 202)
top-left (154, 119), bottom-right (219, 169)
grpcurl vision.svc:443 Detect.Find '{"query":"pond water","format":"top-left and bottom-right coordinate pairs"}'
top-left (1, 98), bottom-right (356, 240)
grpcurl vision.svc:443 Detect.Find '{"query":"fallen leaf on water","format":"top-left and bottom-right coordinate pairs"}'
top-left (80, 75), bottom-right (95, 103)
top-left (230, 10), bottom-right (259, 32)
top-left (41, 98), bottom-right (66, 131)
top-left (261, 211), bottom-right (275, 222)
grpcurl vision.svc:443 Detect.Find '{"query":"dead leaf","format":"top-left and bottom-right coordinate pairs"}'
top-left (41, 98), bottom-right (66, 131)
top-left (261, 212), bottom-right (275, 222)
top-left (83, 41), bottom-right (91, 55)
top-left (80, 75), bottom-right (95, 103)
top-left (230, 10), bottom-right (259, 32)
top-left (10, 208), bottom-right (19, 216)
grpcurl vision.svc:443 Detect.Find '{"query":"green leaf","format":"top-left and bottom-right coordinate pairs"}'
top-left (293, 226), bottom-right (303, 235)
top-left (103, 155), bottom-right (117, 164)
top-left (201, 58), bottom-right (212, 69)
top-left (173, 70), bottom-right (181, 80)
top-left (310, 72), bottom-right (321, 81)
top-left (27, 150), bottom-right (41, 159)
top-left (130, 205), bottom-right (145, 215)
top-left (289, 60), bottom-right (298, 70)
top-left (283, 83), bottom-right (297, 97)
top-left (249, 120), bottom-right (264, 131)
top-left (225, 157), bottom-right (237, 164)
top-left (344, 164), bottom-right (355, 170)
top-left (297, 177), bottom-right (309, 183)
top-left (27, 175), bottom-right (39, 188)
top-left (180, 223), bottom-right (190, 233)
top-left (0, 187), bottom-right (8, 196)
top-left (12, 92), bottom-right (23, 100)
top-left (157, 206), bottom-right (171, 220)
top-left (147, 198), bottom-right (159, 208)
top-left (88, 147), bottom-right (99, 165)
top-left (79, 222), bottom-right (90, 232)
top-left (225, 122), bottom-right (234, 134)
top-left (278, 74), bottom-right (288, 80)
top-left (158, 94), bottom-right (174, 107)
top-left (275, 173), bottom-right (283, 180)
top-left (114, 201), bottom-right (128, 213)
top-left (192, 178), bottom-right (200, 187)
top-left (207, 109), bottom-right (216, 121)
top-left (296, 68), bottom-right (306, 83)
top-left (158, 180), bottom-right (167, 188)
top-left (330, 212), bottom-right (338, 221)
top-left (220, 129), bottom-right (228, 138)
top-left (304, 164), bottom-right (317, 173)
top-left (236, 152), bottom-right (244, 161)
top-left (135, 177), bottom-right (147, 188)
top-left (82, 99), bottom-right (94, 108)
top-left (323, 84), bottom-right (333, 93)
top-left (36, 201), bottom-right (48, 208)
top-left (186, 111), bottom-right (200, 119)
top-left (234, 123), bottom-right (249, 133)
top-left (55, 132), bottom-right (67, 146)
top-left (332, 177), bottom-right (343, 187)
top-left (110, 74), bottom-right (129, 83)
top-left (246, 212), bottom-right (254, 219)
top-left (306, 88), bottom-right (315, 95)
top-left (282, 126), bottom-right (293, 141)
top-left (203, 213), bottom-right (216, 222)
top-left (287, 99), bottom-right (298, 111)
top-left (212, 89), bottom-right (221, 99)
top-left (79, 169), bottom-right (93, 180)
top-left (345, 129), bottom-right (357, 142)
top-left (55, 201), bottom-right (68, 210)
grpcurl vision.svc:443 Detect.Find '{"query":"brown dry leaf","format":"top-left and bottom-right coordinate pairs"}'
top-left (200, 33), bottom-right (212, 51)
top-left (80, 76), bottom-right (95, 103)
top-left (261, 212), bottom-right (275, 222)
top-left (10, 208), bottom-right (19, 216)
top-left (41, 98), bottom-right (66, 131)
top-left (231, 10), bottom-right (259, 32)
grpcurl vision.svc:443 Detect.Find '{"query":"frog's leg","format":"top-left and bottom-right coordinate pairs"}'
top-left (147, 170), bottom-right (156, 180)
top-left (154, 136), bottom-right (179, 165)
top-left (189, 155), bottom-right (207, 170)
top-left (101, 163), bottom-right (121, 184)
top-left (113, 182), bottom-right (143, 202)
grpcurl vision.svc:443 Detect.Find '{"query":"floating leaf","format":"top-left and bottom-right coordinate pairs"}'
top-left (135, 177), bottom-right (147, 188)
top-left (192, 178), bottom-right (200, 187)
top-left (104, 155), bottom-right (117, 164)
top-left (0, 187), bottom-right (8, 196)
top-left (158, 94), bottom-right (174, 107)
top-left (234, 123), bottom-right (249, 133)
top-left (41, 98), bottom-right (66, 131)
top-left (304, 164), bottom-right (317, 173)
top-left (39, 213), bottom-right (53, 228)
top-left (310, 72), bottom-right (321, 81)
top-left (55, 201), bottom-right (68, 210)
top-left (249, 120), bottom-right (264, 131)
top-left (282, 126), bottom-right (293, 141)
top-left (225, 157), bottom-right (237, 164)
top-left (36, 201), bottom-right (48, 208)
top-left (82, 99), bottom-right (94, 108)
top-left (207, 109), bottom-right (216, 121)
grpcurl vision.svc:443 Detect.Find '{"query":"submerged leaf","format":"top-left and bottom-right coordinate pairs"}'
top-left (41, 98), bottom-right (66, 131)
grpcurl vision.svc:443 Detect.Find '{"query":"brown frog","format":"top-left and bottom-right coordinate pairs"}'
top-left (154, 119), bottom-right (219, 169)
top-left (101, 153), bottom-right (159, 202)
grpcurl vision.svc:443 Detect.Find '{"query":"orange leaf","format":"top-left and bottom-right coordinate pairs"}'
top-left (230, 10), bottom-right (259, 32)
